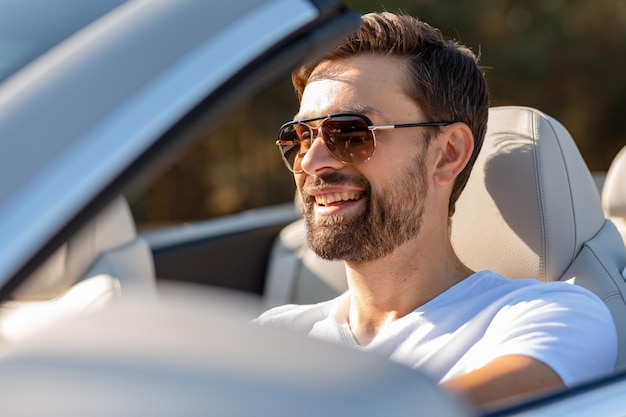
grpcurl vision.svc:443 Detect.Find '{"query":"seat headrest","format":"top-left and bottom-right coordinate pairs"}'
top-left (451, 106), bottom-right (605, 282)
top-left (602, 145), bottom-right (626, 219)
top-left (12, 197), bottom-right (137, 301)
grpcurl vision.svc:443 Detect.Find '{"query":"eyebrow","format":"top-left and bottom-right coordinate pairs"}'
top-left (293, 104), bottom-right (385, 121)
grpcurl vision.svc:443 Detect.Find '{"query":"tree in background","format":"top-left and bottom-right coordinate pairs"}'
top-left (131, 0), bottom-right (626, 226)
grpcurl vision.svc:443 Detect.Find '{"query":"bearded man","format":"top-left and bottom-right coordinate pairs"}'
top-left (255, 12), bottom-right (616, 409)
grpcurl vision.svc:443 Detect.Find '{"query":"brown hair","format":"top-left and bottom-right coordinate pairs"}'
top-left (292, 12), bottom-right (490, 216)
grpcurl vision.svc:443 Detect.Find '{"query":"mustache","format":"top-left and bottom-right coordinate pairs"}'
top-left (303, 172), bottom-right (370, 193)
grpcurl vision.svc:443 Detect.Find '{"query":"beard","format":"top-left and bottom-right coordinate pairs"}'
top-left (301, 154), bottom-right (428, 262)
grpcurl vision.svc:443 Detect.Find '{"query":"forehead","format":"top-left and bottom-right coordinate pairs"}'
top-left (296, 55), bottom-right (420, 121)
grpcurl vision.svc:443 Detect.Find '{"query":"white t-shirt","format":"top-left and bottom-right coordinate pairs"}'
top-left (255, 270), bottom-right (617, 387)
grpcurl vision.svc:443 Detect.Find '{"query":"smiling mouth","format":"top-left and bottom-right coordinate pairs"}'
top-left (314, 192), bottom-right (364, 207)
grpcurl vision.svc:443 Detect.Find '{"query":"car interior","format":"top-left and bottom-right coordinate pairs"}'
top-left (0, 196), bottom-right (156, 343)
top-left (4, 105), bottom-right (626, 409)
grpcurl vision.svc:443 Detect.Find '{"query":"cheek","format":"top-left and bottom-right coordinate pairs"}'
top-left (370, 145), bottom-right (431, 189)
top-left (372, 133), bottom-right (419, 167)
top-left (362, 148), bottom-right (404, 188)
top-left (294, 174), bottom-right (308, 205)
top-left (294, 173), bottom-right (305, 190)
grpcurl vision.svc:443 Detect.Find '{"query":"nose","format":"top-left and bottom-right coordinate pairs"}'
top-left (300, 131), bottom-right (345, 175)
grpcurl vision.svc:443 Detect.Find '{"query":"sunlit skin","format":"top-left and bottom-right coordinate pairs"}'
top-left (293, 54), bottom-right (563, 408)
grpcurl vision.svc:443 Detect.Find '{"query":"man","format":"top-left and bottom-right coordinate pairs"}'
top-left (255, 12), bottom-right (616, 408)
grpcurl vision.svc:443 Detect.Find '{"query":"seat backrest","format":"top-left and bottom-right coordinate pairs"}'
top-left (0, 196), bottom-right (156, 343)
top-left (451, 106), bottom-right (626, 368)
top-left (263, 106), bottom-right (626, 369)
top-left (451, 106), bottom-right (610, 280)
top-left (602, 145), bottom-right (626, 241)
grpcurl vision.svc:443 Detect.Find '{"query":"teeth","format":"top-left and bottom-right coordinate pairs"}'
top-left (315, 192), bottom-right (361, 206)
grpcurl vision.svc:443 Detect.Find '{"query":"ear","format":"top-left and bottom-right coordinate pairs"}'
top-left (433, 123), bottom-right (474, 185)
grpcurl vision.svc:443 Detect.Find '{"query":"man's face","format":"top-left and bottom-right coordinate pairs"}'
top-left (294, 55), bottom-right (432, 262)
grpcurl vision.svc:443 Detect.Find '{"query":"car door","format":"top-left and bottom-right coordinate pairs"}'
top-left (485, 370), bottom-right (626, 417)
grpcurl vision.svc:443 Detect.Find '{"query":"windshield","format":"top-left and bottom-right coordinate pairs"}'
top-left (0, 0), bottom-right (128, 84)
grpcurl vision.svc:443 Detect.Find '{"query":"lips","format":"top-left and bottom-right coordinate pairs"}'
top-left (303, 173), bottom-right (369, 209)
top-left (314, 191), bottom-right (363, 206)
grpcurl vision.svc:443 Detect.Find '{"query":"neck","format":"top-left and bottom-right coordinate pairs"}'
top-left (345, 235), bottom-right (472, 346)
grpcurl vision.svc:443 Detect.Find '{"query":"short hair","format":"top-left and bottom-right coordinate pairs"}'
top-left (292, 12), bottom-right (490, 217)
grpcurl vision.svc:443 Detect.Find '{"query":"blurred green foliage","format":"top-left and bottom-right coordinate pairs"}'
top-left (130, 0), bottom-right (626, 227)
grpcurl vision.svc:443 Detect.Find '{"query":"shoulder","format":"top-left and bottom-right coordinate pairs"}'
top-left (468, 270), bottom-right (609, 308)
top-left (464, 271), bottom-right (616, 359)
top-left (473, 272), bottom-right (617, 386)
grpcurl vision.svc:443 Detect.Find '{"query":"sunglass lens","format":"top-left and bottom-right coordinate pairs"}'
top-left (278, 123), bottom-right (311, 171)
top-left (322, 116), bottom-right (374, 164)
top-left (277, 115), bottom-right (375, 171)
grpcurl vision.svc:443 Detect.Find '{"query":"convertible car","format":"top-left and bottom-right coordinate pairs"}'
top-left (0, 0), bottom-right (625, 415)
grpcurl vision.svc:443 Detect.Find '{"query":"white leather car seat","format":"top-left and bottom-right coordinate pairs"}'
top-left (263, 106), bottom-right (626, 370)
top-left (0, 196), bottom-right (156, 343)
top-left (602, 145), bottom-right (626, 242)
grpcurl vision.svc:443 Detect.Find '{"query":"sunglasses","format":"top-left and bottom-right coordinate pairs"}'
top-left (276, 112), bottom-right (451, 172)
